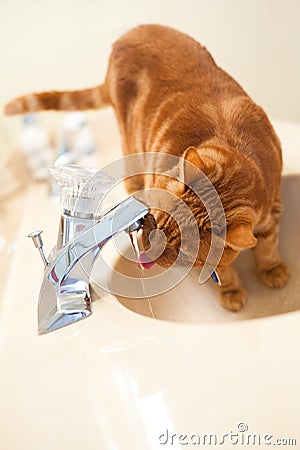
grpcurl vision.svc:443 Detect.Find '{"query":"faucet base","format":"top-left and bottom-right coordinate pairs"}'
top-left (38, 278), bottom-right (92, 334)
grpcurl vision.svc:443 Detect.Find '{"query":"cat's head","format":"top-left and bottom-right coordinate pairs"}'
top-left (142, 145), bottom-right (261, 269)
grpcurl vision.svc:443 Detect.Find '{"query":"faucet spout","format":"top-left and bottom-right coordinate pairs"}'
top-left (37, 196), bottom-right (149, 334)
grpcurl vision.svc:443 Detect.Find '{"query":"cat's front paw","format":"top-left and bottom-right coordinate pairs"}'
top-left (218, 287), bottom-right (246, 312)
top-left (260, 262), bottom-right (289, 288)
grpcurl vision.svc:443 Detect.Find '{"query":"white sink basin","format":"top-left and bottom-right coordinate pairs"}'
top-left (92, 174), bottom-right (300, 323)
top-left (0, 112), bottom-right (299, 450)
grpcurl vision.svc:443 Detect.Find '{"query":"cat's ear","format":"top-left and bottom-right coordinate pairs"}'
top-left (181, 146), bottom-right (214, 185)
top-left (226, 224), bottom-right (257, 250)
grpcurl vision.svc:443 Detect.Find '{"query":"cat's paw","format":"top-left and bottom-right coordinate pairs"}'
top-left (260, 262), bottom-right (289, 288)
top-left (218, 287), bottom-right (247, 312)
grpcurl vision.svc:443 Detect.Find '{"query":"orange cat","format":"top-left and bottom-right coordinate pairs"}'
top-left (4, 24), bottom-right (289, 311)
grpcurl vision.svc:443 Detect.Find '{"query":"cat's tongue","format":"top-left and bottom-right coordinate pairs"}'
top-left (137, 251), bottom-right (155, 270)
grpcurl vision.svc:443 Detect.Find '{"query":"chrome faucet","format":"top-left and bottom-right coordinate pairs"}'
top-left (28, 165), bottom-right (149, 334)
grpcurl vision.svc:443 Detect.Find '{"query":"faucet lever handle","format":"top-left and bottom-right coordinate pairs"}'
top-left (28, 230), bottom-right (49, 267)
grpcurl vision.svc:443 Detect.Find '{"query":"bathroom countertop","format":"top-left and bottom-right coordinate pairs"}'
top-left (0, 110), bottom-right (299, 450)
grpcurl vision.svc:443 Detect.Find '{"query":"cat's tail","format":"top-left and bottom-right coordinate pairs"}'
top-left (3, 84), bottom-right (111, 115)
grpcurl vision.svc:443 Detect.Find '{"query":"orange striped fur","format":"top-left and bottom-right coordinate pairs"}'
top-left (4, 86), bottom-right (109, 115)
top-left (4, 25), bottom-right (289, 311)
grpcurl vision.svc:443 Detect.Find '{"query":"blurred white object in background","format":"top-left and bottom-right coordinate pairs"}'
top-left (18, 114), bottom-right (54, 181)
top-left (0, 117), bottom-right (12, 165)
top-left (0, 117), bottom-right (21, 200)
top-left (55, 112), bottom-right (96, 166)
top-left (50, 112), bottom-right (97, 199)
top-left (0, 165), bottom-right (20, 200)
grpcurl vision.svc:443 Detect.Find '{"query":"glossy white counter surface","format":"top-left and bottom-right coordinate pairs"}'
top-left (0, 112), bottom-right (299, 449)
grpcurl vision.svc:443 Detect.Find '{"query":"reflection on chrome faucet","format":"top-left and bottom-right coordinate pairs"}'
top-left (28, 165), bottom-right (149, 334)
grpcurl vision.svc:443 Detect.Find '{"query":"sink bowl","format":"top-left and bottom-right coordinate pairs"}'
top-left (1, 112), bottom-right (300, 450)
top-left (91, 174), bottom-right (300, 323)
